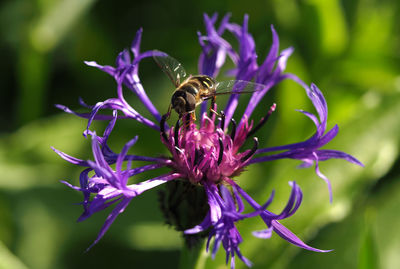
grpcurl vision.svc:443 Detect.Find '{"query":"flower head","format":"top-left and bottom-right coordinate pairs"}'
top-left (160, 109), bottom-right (260, 184)
top-left (54, 13), bottom-right (362, 268)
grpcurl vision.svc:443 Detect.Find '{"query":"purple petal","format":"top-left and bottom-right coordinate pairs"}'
top-left (297, 109), bottom-right (320, 127)
top-left (78, 196), bottom-right (123, 222)
top-left (271, 220), bottom-right (332, 252)
top-left (51, 147), bottom-right (89, 166)
top-left (318, 125), bottom-right (339, 147)
top-left (313, 153), bottom-right (333, 203)
top-left (61, 180), bottom-right (82, 191)
top-left (252, 226), bottom-right (273, 239)
top-left (124, 163), bottom-right (166, 177)
top-left (102, 110), bottom-right (118, 140)
top-left (316, 150), bottom-right (364, 166)
top-left (232, 186), bottom-right (244, 213)
top-left (204, 183), bottom-right (222, 223)
top-left (127, 72), bottom-right (162, 123)
top-left (87, 160), bottom-right (118, 188)
top-left (86, 197), bottom-right (132, 251)
top-left (273, 47), bottom-right (293, 75)
top-left (257, 25), bottom-right (279, 77)
top-left (220, 185), bottom-right (236, 211)
top-left (55, 104), bottom-right (129, 121)
top-left (125, 173), bottom-right (182, 197)
top-left (274, 181), bottom-right (303, 219)
top-left (84, 61), bottom-right (116, 77)
top-left (130, 28), bottom-right (143, 58)
top-left (115, 49), bottom-right (131, 68)
top-left (184, 212), bottom-right (212, 234)
top-left (116, 136), bottom-right (138, 173)
top-left (217, 13), bottom-right (231, 35)
top-left (91, 135), bottom-right (111, 172)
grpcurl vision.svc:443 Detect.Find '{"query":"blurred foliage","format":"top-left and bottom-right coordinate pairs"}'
top-left (0, 0), bottom-right (399, 268)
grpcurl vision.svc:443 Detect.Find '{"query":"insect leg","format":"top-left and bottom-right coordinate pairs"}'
top-left (209, 96), bottom-right (220, 117)
top-left (190, 112), bottom-right (196, 121)
top-left (166, 104), bottom-right (172, 119)
top-left (182, 113), bottom-right (192, 131)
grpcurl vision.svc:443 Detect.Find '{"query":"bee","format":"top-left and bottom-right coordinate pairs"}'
top-left (153, 51), bottom-right (266, 121)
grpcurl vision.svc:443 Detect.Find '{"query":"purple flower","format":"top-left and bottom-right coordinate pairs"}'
top-left (185, 181), bottom-right (328, 269)
top-left (54, 14), bottom-right (362, 268)
top-left (250, 82), bottom-right (364, 202)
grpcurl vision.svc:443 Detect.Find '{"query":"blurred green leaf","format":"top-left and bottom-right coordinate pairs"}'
top-left (358, 222), bottom-right (379, 269)
top-left (14, 199), bottom-right (63, 269)
top-left (30, 0), bottom-right (96, 52)
top-left (285, 178), bottom-right (400, 269)
top-left (0, 241), bottom-right (29, 269)
top-left (0, 114), bottom-right (88, 190)
top-left (127, 222), bottom-right (182, 250)
top-left (307, 0), bottom-right (348, 56)
top-left (15, 0), bottom-right (97, 124)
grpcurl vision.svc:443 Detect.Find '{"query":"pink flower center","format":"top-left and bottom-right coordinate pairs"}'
top-left (161, 113), bottom-right (257, 184)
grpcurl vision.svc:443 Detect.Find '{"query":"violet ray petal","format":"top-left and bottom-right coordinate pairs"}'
top-left (116, 49), bottom-right (131, 68)
top-left (240, 82), bottom-right (274, 123)
top-left (204, 183), bottom-right (222, 223)
top-left (232, 186), bottom-right (244, 213)
top-left (297, 109), bottom-right (320, 127)
top-left (79, 196), bottom-right (123, 222)
top-left (316, 150), bottom-right (364, 166)
top-left (129, 73), bottom-right (162, 122)
top-left (55, 104), bottom-right (129, 121)
top-left (271, 220), bottom-right (332, 252)
top-left (252, 226), bottom-right (273, 239)
top-left (103, 110), bottom-right (118, 140)
top-left (79, 168), bottom-right (91, 189)
top-left (51, 147), bottom-right (89, 166)
top-left (275, 181), bottom-right (303, 219)
top-left (61, 180), bottom-right (83, 191)
top-left (257, 25), bottom-right (279, 76)
top-left (86, 197), bottom-right (132, 251)
top-left (235, 249), bottom-right (253, 268)
top-left (130, 28), bottom-right (143, 58)
top-left (318, 125), bottom-right (339, 147)
top-left (87, 160), bottom-right (119, 189)
top-left (91, 134), bottom-right (112, 174)
top-left (125, 173), bottom-right (182, 197)
top-left (220, 185), bottom-right (236, 210)
top-left (313, 153), bottom-right (333, 203)
top-left (84, 61), bottom-right (116, 77)
top-left (123, 163), bottom-right (166, 177)
top-left (116, 136), bottom-right (138, 173)
top-left (273, 47), bottom-right (293, 76)
top-left (217, 13), bottom-right (231, 35)
top-left (184, 212), bottom-right (212, 234)
top-left (78, 97), bottom-right (92, 108)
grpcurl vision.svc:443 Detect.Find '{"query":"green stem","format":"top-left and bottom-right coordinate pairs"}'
top-left (179, 239), bottom-right (208, 269)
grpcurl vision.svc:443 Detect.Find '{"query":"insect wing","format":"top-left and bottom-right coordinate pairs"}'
top-left (212, 80), bottom-right (267, 96)
top-left (153, 51), bottom-right (187, 87)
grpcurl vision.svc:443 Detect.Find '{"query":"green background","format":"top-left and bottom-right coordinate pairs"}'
top-left (1, 0), bottom-right (399, 268)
